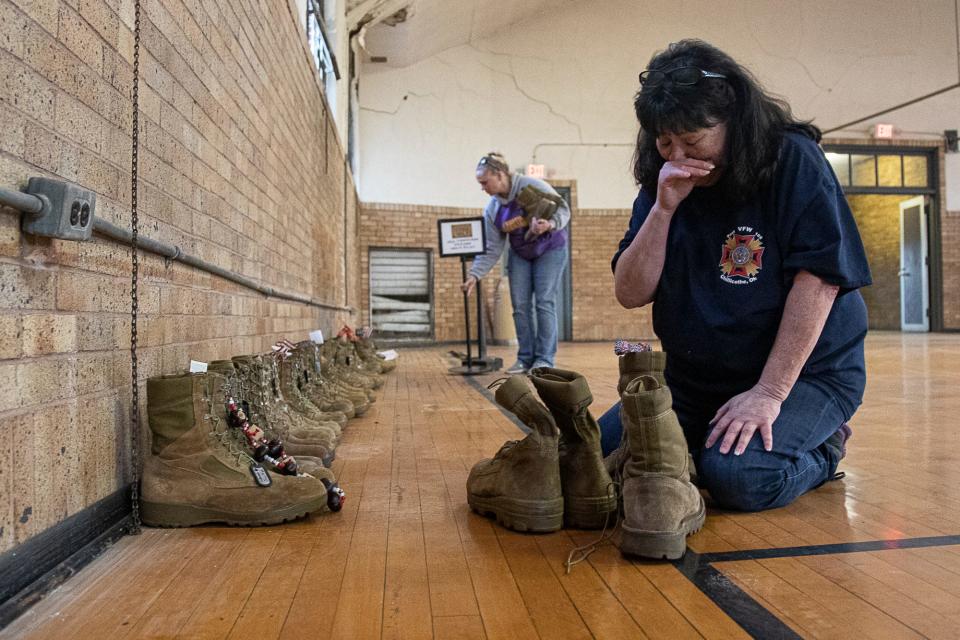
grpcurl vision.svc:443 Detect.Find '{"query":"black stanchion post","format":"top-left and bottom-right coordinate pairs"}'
top-left (439, 216), bottom-right (500, 375)
top-left (476, 278), bottom-right (486, 361)
top-left (461, 256), bottom-right (473, 368)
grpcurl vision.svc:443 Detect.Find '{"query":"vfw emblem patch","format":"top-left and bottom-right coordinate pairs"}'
top-left (719, 227), bottom-right (764, 284)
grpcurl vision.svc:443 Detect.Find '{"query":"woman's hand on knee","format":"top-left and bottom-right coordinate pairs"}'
top-left (706, 386), bottom-right (782, 455)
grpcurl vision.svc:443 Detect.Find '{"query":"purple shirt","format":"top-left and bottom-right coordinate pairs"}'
top-left (495, 200), bottom-right (567, 261)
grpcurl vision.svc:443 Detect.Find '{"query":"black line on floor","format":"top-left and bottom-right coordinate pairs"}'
top-left (673, 552), bottom-right (803, 639)
top-left (694, 533), bottom-right (960, 565)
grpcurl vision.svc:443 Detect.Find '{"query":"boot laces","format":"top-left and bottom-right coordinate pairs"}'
top-left (486, 377), bottom-right (511, 391)
top-left (202, 386), bottom-right (253, 468)
top-left (564, 480), bottom-right (621, 575)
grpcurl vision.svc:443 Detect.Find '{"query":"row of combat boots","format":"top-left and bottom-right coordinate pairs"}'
top-left (139, 332), bottom-right (396, 527)
top-left (466, 348), bottom-right (704, 561)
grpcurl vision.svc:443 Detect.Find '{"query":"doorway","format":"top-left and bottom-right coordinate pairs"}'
top-left (823, 146), bottom-right (940, 332)
top-left (899, 196), bottom-right (930, 331)
top-left (553, 185), bottom-right (574, 341)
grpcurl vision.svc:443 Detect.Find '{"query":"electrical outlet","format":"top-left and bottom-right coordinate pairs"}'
top-left (21, 178), bottom-right (95, 241)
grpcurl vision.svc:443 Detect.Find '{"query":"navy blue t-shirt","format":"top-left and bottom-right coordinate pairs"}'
top-left (612, 133), bottom-right (872, 419)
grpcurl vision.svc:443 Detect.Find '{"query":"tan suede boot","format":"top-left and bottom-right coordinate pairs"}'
top-left (231, 355), bottom-right (338, 459)
top-left (604, 351), bottom-right (667, 476)
top-left (140, 371), bottom-right (331, 526)
top-left (209, 358), bottom-right (339, 462)
top-left (529, 367), bottom-right (617, 529)
top-left (466, 376), bottom-right (563, 533)
top-left (293, 341), bottom-right (354, 422)
top-left (616, 375), bottom-right (705, 559)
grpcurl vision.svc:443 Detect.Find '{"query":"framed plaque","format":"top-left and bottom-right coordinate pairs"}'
top-left (437, 217), bottom-right (486, 258)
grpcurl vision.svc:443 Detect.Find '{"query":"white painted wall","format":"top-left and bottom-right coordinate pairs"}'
top-left (358, 0), bottom-right (960, 209)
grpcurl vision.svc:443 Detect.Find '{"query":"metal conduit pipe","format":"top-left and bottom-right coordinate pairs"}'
top-left (1, 185), bottom-right (352, 313)
top-left (0, 185), bottom-right (44, 215)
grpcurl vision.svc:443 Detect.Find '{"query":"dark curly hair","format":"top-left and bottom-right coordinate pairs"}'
top-left (632, 39), bottom-right (820, 204)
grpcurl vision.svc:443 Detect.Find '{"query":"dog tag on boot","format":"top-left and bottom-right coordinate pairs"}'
top-left (250, 463), bottom-right (272, 487)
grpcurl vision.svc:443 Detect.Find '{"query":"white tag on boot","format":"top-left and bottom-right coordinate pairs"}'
top-left (309, 329), bottom-right (324, 344)
top-left (189, 360), bottom-right (208, 373)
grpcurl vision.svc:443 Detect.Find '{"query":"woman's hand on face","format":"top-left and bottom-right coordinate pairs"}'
top-left (461, 275), bottom-right (478, 297)
top-left (656, 159), bottom-right (715, 214)
top-left (705, 385), bottom-right (783, 455)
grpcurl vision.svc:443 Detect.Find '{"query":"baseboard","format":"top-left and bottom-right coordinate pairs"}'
top-left (0, 487), bottom-right (132, 629)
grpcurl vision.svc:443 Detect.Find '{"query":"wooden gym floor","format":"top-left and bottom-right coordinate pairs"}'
top-left (4, 332), bottom-right (960, 639)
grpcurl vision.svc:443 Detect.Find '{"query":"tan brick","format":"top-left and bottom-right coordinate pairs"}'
top-left (76, 351), bottom-right (113, 393)
top-left (22, 313), bottom-right (77, 356)
top-left (57, 5), bottom-right (102, 74)
top-left (0, 419), bottom-right (13, 552)
top-left (0, 362), bottom-right (17, 411)
top-left (18, 357), bottom-right (76, 407)
top-left (56, 271), bottom-right (127, 312)
top-left (10, 410), bottom-right (37, 545)
top-left (76, 394), bottom-right (114, 512)
top-left (0, 314), bottom-right (21, 359)
top-left (0, 50), bottom-right (55, 126)
top-left (22, 122), bottom-right (63, 173)
top-left (0, 262), bottom-right (56, 310)
top-left (55, 93), bottom-right (103, 153)
top-left (32, 400), bottom-right (78, 526)
top-left (0, 212), bottom-right (20, 259)
top-left (11, 0), bottom-right (59, 34)
top-left (77, 313), bottom-right (117, 351)
top-left (78, 0), bottom-right (119, 48)
top-left (0, 2), bottom-right (29, 59)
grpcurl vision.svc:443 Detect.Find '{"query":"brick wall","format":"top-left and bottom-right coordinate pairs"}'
top-left (0, 0), bottom-right (357, 553)
top-left (359, 199), bottom-right (655, 344)
top-left (570, 208), bottom-right (654, 341)
top-left (359, 202), bottom-right (476, 343)
top-left (944, 210), bottom-right (960, 328)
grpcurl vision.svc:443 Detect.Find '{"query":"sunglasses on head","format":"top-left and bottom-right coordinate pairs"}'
top-left (477, 156), bottom-right (507, 172)
top-left (639, 66), bottom-right (727, 87)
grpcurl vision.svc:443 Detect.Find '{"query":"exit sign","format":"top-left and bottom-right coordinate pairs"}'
top-left (874, 123), bottom-right (895, 139)
top-left (526, 164), bottom-right (546, 178)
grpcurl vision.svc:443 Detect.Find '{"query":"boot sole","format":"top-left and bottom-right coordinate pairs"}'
top-left (467, 494), bottom-right (564, 533)
top-left (140, 496), bottom-right (327, 527)
top-left (564, 495), bottom-right (619, 530)
top-left (619, 503), bottom-right (706, 560)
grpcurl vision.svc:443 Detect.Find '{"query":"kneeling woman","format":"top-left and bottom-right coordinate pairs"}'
top-left (606, 39), bottom-right (870, 512)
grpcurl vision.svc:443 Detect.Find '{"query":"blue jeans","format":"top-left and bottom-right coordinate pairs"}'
top-left (508, 246), bottom-right (567, 367)
top-left (597, 377), bottom-right (848, 511)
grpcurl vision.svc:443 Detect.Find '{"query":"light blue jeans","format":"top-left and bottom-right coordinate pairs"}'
top-left (598, 377), bottom-right (848, 512)
top-left (507, 246), bottom-right (567, 368)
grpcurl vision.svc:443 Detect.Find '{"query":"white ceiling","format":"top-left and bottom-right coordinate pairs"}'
top-left (354, 0), bottom-right (566, 68)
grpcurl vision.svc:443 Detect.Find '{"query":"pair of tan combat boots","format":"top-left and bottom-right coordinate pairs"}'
top-left (467, 353), bottom-right (704, 560)
top-left (139, 339), bottom-right (393, 527)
